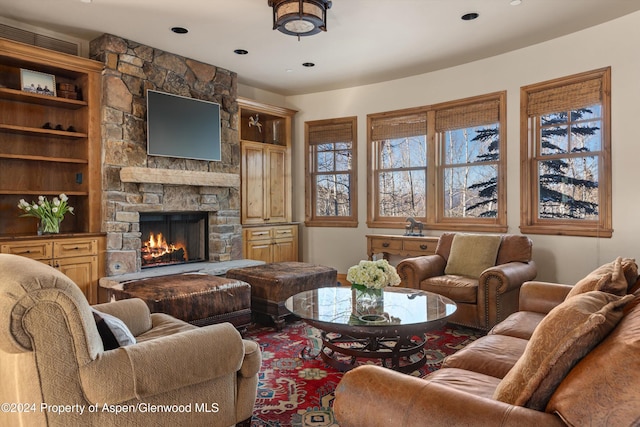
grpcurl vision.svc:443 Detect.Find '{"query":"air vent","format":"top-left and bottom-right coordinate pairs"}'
top-left (0, 23), bottom-right (79, 56)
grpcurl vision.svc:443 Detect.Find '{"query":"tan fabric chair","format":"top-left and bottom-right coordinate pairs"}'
top-left (0, 254), bottom-right (261, 427)
top-left (397, 233), bottom-right (537, 330)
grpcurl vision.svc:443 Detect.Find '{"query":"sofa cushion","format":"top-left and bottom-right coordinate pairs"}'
top-left (444, 234), bottom-right (502, 278)
top-left (442, 334), bottom-right (528, 379)
top-left (547, 292), bottom-right (640, 426)
top-left (489, 311), bottom-right (546, 340)
top-left (419, 275), bottom-right (478, 303)
top-left (425, 368), bottom-right (502, 400)
top-left (565, 257), bottom-right (635, 299)
top-left (493, 290), bottom-right (634, 410)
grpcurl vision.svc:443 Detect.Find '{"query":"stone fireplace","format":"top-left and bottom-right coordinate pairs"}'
top-left (90, 34), bottom-right (242, 276)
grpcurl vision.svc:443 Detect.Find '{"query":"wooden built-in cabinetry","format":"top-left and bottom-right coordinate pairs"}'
top-left (238, 97), bottom-right (298, 263)
top-left (0, 39), bottom-right (104, 302)
top-left (243, 224), bottom-right (298, 264)
top-left (1, 234), bottom-right (104, 304)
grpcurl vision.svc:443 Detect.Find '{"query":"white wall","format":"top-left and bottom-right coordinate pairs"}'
top-left (247, 11), bottom-right (640, 284)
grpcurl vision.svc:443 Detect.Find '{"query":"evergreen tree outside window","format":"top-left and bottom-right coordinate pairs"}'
top-left (520, 68), bottom-right (612, 237)
top-left (305, 117), bottom-right (358, 227)
top-left (367, 93), bottom-right (506, 232)
top-left (434, 93), bottom-right (506, 231)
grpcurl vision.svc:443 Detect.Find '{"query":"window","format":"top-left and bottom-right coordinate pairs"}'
top-left (367, 92), bottom-right (506, 232)
top-left (367, 109), bottom-right (427, 228)
top-left (520, 67), bottom-right (611, 237)
top-left (434, 93), bottom-right (506, 231)
top-left (305, 117), bottom-right (358, 227)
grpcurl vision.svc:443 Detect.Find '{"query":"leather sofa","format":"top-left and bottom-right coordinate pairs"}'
top-left (397, 233), bottom-right (537, 330)
top-left (0, 254), bottom-right (261, 427)
top-left (334, 257), bottom-right (640, 427)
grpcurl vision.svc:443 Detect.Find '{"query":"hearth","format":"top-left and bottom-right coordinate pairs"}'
top-left (140, 212), bottom-right (208, 269)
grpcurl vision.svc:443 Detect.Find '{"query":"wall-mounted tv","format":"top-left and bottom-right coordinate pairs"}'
top-left (146, 90), bottom-right (221, 161)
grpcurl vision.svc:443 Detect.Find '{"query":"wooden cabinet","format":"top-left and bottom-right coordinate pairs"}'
top-left (243, 224), bottom-right (298, 263)
top-left (0, 38), bottom-right (103, 236)
top-left (238, 97), bottom-right (299, 261)
top-left (366, 234), bottom-right (440, 260)
top-left (241, 141), bottom-right (288, 224)
top-left (238, 97), bottom-right (296, 226)
top-left (1, 235), bottom-right (105, 304)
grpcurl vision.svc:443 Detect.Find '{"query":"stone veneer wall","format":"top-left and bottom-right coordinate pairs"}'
top-left (89, 34), bottom-right (242, 276)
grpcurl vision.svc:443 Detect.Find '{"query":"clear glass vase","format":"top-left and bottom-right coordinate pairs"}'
top-left (39, 218), bottom-right (61, 234)
top-left (354, 287), bottom-right (384, 316)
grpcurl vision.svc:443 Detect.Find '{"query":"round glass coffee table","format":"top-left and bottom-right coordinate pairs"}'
top-left (285, 286), bottom-right (457, 373)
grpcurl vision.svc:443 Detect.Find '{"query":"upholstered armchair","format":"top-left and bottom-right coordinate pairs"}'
top-left (397, 233), bottom-right (537, 330)
top-left (0, 254), bottom-right (261, 427)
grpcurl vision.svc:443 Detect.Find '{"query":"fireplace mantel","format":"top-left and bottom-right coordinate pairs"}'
top-left (120, 167), bottom-right (240, 187)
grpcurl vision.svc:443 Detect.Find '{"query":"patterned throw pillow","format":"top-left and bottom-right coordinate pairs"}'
top-left (493, 290), bottom-right (634, 410)
top-left (565, 257), bottom-right (636, 299)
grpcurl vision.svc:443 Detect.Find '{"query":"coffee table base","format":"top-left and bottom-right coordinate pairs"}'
top-left (317, 331), bottom-right (427, 373)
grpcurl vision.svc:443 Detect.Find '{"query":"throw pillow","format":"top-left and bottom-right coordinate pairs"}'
top-left (565, 257), bottom-right (632, 299)
top-left (493, 291), bottom-right (634, 410)
top-left (444, 234), bottom-right (502, 278)
top-left (547, 293), bottom-right (640, 426)
top-left (91, 308), bottom-right (136, 350)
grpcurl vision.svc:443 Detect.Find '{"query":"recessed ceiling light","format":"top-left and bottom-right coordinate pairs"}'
top-left (234, 49), bottom-right (248, 55)
top-left (302, 62), bottom-right (315, 67)
top-left (510, 0), bottom-right (522, 5)
top-left (171, 27), bottom-right (189, 34)
top-left (80, 0), bottom-right (92, 3)
top-left (461, 12), bottom-right (479, 21)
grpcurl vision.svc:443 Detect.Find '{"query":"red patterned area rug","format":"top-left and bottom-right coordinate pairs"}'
top-left (245, 320), bottom-right (483, 427)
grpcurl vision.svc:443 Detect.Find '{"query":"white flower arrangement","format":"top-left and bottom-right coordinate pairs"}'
top-left (346, 259), bottom-right (401, 291)
top-left (18, 194), bottom-right (74, 234)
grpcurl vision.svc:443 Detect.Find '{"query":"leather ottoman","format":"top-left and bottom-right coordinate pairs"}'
top-left (226, 261), bottom-right (337, 329)
top-left (104, 273), bottom-right (252, 330)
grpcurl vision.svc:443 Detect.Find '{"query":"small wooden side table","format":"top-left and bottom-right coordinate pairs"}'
top-left (366, 234), bottom-right (439, 260)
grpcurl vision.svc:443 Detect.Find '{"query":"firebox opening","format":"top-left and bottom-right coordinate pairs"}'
top-left (139, 212), bottom-right (208, 269)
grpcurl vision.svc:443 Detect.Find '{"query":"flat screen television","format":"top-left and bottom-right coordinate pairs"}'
top-left (146, 90), bottom-right (221, 161)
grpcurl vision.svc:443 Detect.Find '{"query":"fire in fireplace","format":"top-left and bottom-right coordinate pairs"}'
top-left (139, 212), bottom-right (208, 269)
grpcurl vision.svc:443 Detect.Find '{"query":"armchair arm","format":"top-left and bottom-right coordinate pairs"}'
top-left (480, 261), bottom-right (538, 295)
top-left (334, 365), bottom-right (565, 427)
top-left (397, 255), bottom-right (447, 288)
top-left (91, 298), bottom-right (153, 336)
top-left (518, 281), bottom-right (572, 314)
top-left (79, 322), bottom-right (244, 403)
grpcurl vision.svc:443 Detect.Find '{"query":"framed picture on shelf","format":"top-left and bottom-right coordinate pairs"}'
top-left (20, 69), bottom-right (56, 96)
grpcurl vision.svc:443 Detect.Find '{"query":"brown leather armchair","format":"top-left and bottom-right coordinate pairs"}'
top-left (397, 233), bottom-right (537, 330)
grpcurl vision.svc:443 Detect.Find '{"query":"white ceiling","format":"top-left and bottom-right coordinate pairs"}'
top-left (1, 0), bottom-right (639, 96)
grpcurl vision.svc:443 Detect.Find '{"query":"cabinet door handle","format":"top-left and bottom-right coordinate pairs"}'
top-left (382, 242), bottom-right (390, 248)
top-left (420, 244), bottom-right (428, 250)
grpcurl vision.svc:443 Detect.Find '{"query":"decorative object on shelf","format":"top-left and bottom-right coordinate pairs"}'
top-left (268, 0), bottom-right (332, 39)
top-left (18, 194), bottom-right (74, 234)
top-left (248, 114), bottom-right (262, 132)
top-left (20, 69), bottom-right (56, 97)
top-left (404, 216), bottom-right (424, 236)
top-left (57, 82), bottom-right (79, 100)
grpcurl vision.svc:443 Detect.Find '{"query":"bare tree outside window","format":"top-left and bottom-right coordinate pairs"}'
top-left (305, 117), bottom-right (358, 227)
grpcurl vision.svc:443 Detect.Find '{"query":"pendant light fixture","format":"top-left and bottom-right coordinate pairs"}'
top-left (268, 0), bottom-right (332, 39)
